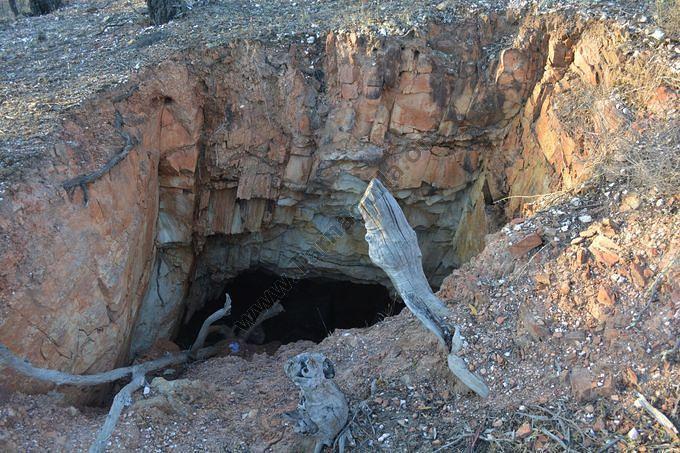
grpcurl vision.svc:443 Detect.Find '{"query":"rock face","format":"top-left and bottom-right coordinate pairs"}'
top-left (494, 21), bottom-right (635, 213)
top-left (0, 13), bottom-right (641, 386)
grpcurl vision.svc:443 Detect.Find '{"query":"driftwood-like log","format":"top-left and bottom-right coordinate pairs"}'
top-left (0, 296), bottom-right (231, 386)
top-left (359, 178), bottom-right (489, 398)
top-left (89, 371), bottom-right (145, 453)
top-left (0, 344), bottom-right (190, 386)
top-left (0, 295), bottom-right (233, 452)
top-left (284, 353), bottom-right (350, 453)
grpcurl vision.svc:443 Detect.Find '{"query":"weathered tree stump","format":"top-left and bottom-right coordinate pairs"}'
top-left (359, 178), bottom-right (489, 398)
top-left (29, 0), bottom-right (61, 15)
top-left (147, 0), bottom-right (182, 25)
top-left (284, 353), bottom-right (351, 453)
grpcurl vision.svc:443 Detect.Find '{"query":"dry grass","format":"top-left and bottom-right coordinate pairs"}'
top-left (610, 50), bottom-right (680, 114)
top-left (597, 47), bottom-right (679, 196)
top-left (652, 0), bottom-right (680, 37)
top-left (583, 106), bottom-right (679, 198)
top-left (602, 120), bottom-right (680, 196)
top-left (553, 34), bottom-right (680, 198)
top-left (552, 80), bottom-right (600, 135)
top-left (553, 21), bottom-right (679, 118)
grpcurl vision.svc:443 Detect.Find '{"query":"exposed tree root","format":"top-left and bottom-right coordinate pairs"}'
top-left (62, 112), bottom-right (138, 206)
top-left (89, 371), bottom-right (145, 453)
top-left (634, 392), bottom-right (679, 438)
top-left (190, 294), bottom-right (233, 357)
top-left (0, 295), bottom-right (232, 452)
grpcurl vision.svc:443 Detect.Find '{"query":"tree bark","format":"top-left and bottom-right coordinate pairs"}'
top-left (146, 0), bottom-right (182, 25)
top-left (29, 0), bottom-right (61, 15)
top-left (358, 178), bottom-right (489, 398)
top-left (8, 0), bottom-right (19, 17)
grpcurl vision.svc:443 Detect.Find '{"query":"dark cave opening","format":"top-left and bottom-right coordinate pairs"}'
top-left (176, 269), bottom-right (404, 350)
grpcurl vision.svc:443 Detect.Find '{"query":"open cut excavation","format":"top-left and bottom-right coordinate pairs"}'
top-left (0, 0), bottom-right (678, 451)
top-left (1, 179), bottom-right (486, 452)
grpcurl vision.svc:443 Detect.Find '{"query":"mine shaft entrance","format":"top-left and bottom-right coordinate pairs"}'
top-left (176, 269), bottom-right (403, 351)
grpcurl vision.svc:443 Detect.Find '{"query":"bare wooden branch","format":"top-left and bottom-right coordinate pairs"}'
top-left (446, 354), bottom-right (490, 400)
top-left (0, 294), bottom-right (235, 452)
top-left (89, 371), bottom-right (146, 453)
top-left (0, 344), bottom-right (187, 386)
top-left (238, 301), bottom-right (284, 341)
top-left (190, 294), bottom-right (232, 356)
top-left (0, 297), bottom-right (232, 385)
top-left (358, 178), bottom-right (489, 398)
top-left (359, 179), bottom-right (454, 345)
top-left (634, 392), bottom-right (679, 437)
top-left (62, 119), bottom-right (138, 206)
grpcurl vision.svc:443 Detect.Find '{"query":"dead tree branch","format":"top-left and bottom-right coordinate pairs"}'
top-left (358, 178), bottom-right (489, 398)
top-left (0, 344), bottom-right (188, 386)
top-left (0, 295), bottom-right (233, 452)
top-left (190, 295), bottom-right (232, 357)
top-left (239, 301), bottom-right (284, 341)
top-left (89, 370), bottom-right (145, 453)
top-left (62, 113), bottom-right (138, 205)
top-left (634, 392), bottom-right (679, 437)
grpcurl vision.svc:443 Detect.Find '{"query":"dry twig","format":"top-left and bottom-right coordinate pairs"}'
top-left (62, 112), bottom-right (137, 205)
top-left (190, 294), bottom-right (233, 356)
top-left (239, 301), bottom-right (284, 342)
top-left (634, 392), bottom-right (679, 438)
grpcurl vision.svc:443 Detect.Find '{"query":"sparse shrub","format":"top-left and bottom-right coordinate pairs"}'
top-left (600, 121), bottom-right (680, 196)
top-left (654, 0), bottom-right (680, 37)
top-left (553, 39), bottom-right (679, 197)
top-left (611, 50), bottom-right (680, 113)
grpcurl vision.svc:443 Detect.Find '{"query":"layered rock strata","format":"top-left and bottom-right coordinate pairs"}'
top-left (0, 12), bottom-right (642, 384)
